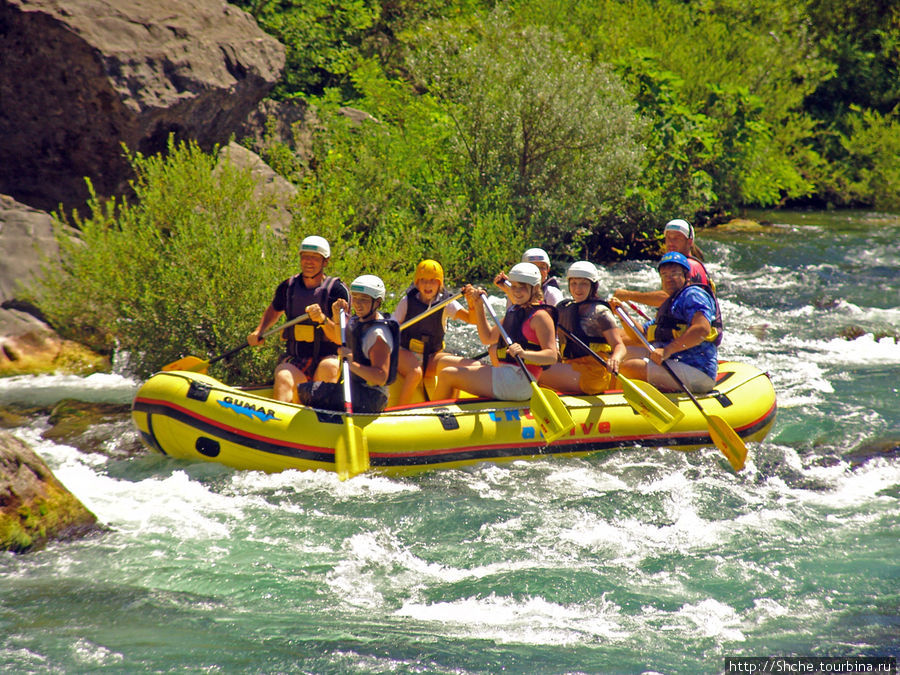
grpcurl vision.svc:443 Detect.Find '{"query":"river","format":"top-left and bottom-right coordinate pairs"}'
top-left (1, 210), bottom-right (897, 674)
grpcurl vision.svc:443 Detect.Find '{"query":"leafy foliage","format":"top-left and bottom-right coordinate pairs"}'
top-left (406, 11), bottom-right (644, 253)
top-left (33, 140), bottom-right (298, 381)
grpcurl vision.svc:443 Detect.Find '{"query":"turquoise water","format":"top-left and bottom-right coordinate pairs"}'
top-left (1, 211), bottom-right (898, 674)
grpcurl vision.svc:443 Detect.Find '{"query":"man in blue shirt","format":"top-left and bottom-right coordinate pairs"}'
top-left (619, 252), bottom-right (720, 393)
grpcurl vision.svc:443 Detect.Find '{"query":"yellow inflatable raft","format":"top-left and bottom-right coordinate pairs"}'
top-left (131, 360), bottom-right (776, 475)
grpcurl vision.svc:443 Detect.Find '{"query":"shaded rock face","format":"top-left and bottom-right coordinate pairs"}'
top-left (0, 194), bottom-right (109, 373)
top-left (0, 0), bottom-right (285, 213)
top-left (217, 141), bottom-right (297, 236)
top-left (0, 429), bottom-right (101, 553)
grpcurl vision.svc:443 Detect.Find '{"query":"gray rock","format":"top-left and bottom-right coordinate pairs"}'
top-left (0, 0), bottom-right (285, 213)
top-left (0, 429), bottom-right (101, 553)
top-left (217, 142), bottom-right (297, 236)
top-left (0, 194), bottom-right (58, 335)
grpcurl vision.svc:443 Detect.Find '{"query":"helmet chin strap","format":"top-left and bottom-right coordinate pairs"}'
top-left (358, 298), bottom-right (381, 321)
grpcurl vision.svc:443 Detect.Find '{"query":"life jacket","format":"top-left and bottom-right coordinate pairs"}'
top-left (399, 286), bottom-right (451, 363)
top-left (556, 298), bottom-right (613, 360)
top-left (647, 283), bottom-right (724, 346)
top-left (543, 276), bottom-right (561, 294)
top-left (348, 315), bottom-right (400, 386)
top-left (688, 255), bottom-right (717, 295)
top-left (496, 304), bottom-right (557, 370)
top-left (282, 275), bottom-right (346, 359)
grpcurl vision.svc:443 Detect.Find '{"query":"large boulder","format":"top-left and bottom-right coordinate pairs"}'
top-left (217, 141), bottom-right (297, 236)
top-left (0, 194), bottom-right (109, 374)
top-left (0, 0), bottom-right (285, 213)
top-left (0, 429), bottom-right (101, 553)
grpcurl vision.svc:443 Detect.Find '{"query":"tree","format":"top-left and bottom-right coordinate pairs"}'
top-left (406, 11), bottom-right (644, 255)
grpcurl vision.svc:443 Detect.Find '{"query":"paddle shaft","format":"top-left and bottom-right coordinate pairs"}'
top-left (399, 291), bottom-right (465, 331)
top-left (556, 325), bottom-right (616, 374)
top-left (626, 300), bottom-right (652, 321)
top-left (480, 295), bottom-right (538, 383)
top-left (339, 310), bottom-right (354, 415)
top-left (209, 312), bottom-right (310, 366)
top-left (614, 304), bottom-right (719, 417)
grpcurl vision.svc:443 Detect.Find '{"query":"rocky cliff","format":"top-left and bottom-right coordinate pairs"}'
top-left (0, 0), bottom-right (285, 213)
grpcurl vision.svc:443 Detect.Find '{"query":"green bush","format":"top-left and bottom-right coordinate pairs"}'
top-left (32, 139), bottom-right (303, 382)
top-left (823, 105), bottom-right (900, 211)
top-left (406, 10), bottom-right (644, 253)
top-left (512, 0), bottom-right (830, 212)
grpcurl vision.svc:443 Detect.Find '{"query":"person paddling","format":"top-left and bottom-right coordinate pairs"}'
top-left (392, 260), bottom-right (477, 405)
top-left (539, 261), bottom-right (626, 394)
top-left (297, 275), bottom-right (399, 414)
top-left (247, 236), bottom-right (349, 402)
top-left (618, 252), bottom-right (721, 393)
top-left (434, 263), bottom-right (558, 401)
top-left (613, 219), bottom-right (716, 308)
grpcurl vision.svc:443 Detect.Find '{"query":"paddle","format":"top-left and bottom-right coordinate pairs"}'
top-left (399, 291), bottom-right (465, 331)
top-left (334, 309), bottom-right (368, 480)
top-left (480, 295), bottom-right (575, 443)
top-left (612, 303), bottom-right (748, 471)
top-left (162, 313), bottom-right (309, 373)
top-left (556, 325), bottom-right (684, 432)
top-left (625, 300), bottom-right (652, 321)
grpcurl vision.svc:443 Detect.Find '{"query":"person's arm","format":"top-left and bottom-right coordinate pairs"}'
top-left (448, 285), bottom-right (478, 324)
top-left (340, 326), bottom-right (391, 386)
top-left (467, 287), bottom-right (499, 346)
top-left (507, 309), bottom-right (557, 366)
top-left (493, 273), bottom-right (515, 303)
top-left (356, 335), bottom-right (391, 386)
top-left (603, 327), bottom-right (627, 373)
top-left (612, 288), bottom-right (668, 307)
top-left (316, 298), bottom-right (348, 345)
top-left (658, 313), bottom-right (711, 361)
top-left (393, 295), bottom-right (409, 324)
top-left (247, 304), bottom-right (283, 346)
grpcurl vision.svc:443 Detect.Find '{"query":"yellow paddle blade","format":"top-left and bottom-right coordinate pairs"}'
top-left (334, 421), bottom-right (353, 481)
top-left (348, 420), bottom-right (369, 477)
top-left (335, 417), bottom-right (368, 480)
top-left (619, 376), bottom-right (685, 432)
top-left (530, 383), bottom-right (575, 444)
top-left (162, 356), bottom-right (208, 373)
top-left (707, 414), bottom-right (748, 471)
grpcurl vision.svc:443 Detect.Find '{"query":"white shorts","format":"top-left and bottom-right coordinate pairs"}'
top-left (491, 365), bottom-right (532, 400)
top-left (646, 359), bottom-right (715, 393)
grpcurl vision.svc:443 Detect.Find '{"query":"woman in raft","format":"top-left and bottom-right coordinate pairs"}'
top-left (433, 262), bottom-right (558, 401)
top-left (538, 261), bottom-right (626, 394)
top-left (392, 259), bottom-right (477, 405)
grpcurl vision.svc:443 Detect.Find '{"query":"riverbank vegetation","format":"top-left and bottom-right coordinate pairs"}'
top-left (31, 0), bottom-right (899, 379)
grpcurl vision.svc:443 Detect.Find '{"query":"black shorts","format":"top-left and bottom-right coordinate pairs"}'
top-left (296, 381), bottom-right (388, 415)
top-left (278, 354), bottom-right (317, 380)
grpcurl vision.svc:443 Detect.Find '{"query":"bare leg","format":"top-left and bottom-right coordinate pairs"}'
top-left (396, 349), bottom-right (424, 406)
top-left (537, 363), bottom-right (583, 393)
top-left (273, 362), bottom-right (306, 403)
top-left (434, 363), bottom-right (496, 400)
top-left (618, 357), bottom-right (648, 380)
top-left (313, 355), bottom-right (341, 383)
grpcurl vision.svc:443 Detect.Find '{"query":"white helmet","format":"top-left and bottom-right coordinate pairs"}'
top-left (350, 274), bottom-right (386, 301)
top-left (663, 219), bottom-right (694, 240)
top-left (299, 235), bottom-right (331, 259)
top-left (566, 260), bottom-right (599, 283)
top-left (521, 247), bottom-right (550, 265)
top-left (508, 262), bottom-right (542, 286)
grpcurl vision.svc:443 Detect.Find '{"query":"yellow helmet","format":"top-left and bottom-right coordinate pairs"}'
top-left (415, 259), bottom-right (444, 284)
